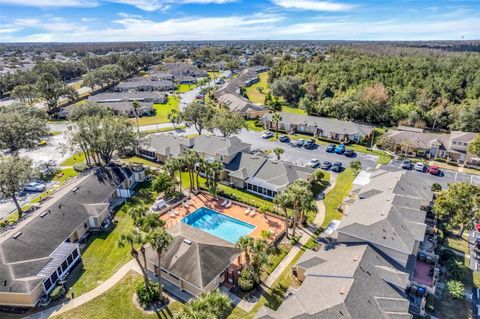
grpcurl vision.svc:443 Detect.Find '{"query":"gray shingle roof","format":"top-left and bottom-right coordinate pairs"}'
top-left (144, 223), bottom-right (240, 290)
top-left (88, 91), bottom-right (166, 103)
top-left (337, 170), bottom-right (431, 256)
top-left (140, 134), bottom-right (194, 157)
top-left (0, 166), bottom-right (133, 294)
top-left (192, 136), bottom-right (250, 158)
top-left (261, 112), bottom-right (374, 137)
top-left (255, 244), bottom-right (411, 319)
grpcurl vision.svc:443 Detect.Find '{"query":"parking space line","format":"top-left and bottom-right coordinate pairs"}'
top-left (455, 172), bottom-right (458, 180)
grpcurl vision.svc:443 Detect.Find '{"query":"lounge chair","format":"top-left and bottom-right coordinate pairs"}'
top-left (249, 210), bottom-right (256, 217)
top-left (220, 200), bottom-right (227, 206)
top-left (225, 201), bottom-right (232, 208)
top-left (245, 208), bottom-right (251, 215)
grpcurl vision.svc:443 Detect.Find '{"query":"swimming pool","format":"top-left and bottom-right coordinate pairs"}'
top-left (181, 207), bottom-right (255, 244)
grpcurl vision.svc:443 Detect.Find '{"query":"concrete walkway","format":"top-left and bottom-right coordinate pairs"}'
top-left (313, 175), bottom-right (337, 227)
top-left (263, 232), bottom-right (311, 287)
top-left (25, 260), bottom-right (141, 319)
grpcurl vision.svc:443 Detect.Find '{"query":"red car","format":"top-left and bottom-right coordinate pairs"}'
top-left (428, 165), bottom-right (440, 175)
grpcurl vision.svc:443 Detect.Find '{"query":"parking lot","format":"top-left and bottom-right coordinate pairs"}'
top-left (237, 130), bottom-right (379, 173)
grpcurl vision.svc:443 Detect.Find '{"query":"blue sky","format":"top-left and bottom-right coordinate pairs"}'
top-left (1, 0), bottom-right (479, 42)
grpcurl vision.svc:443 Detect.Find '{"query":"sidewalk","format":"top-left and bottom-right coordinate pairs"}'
top-left (313, 175), bottom-right (337, 227)
top-left (263, 232), bottom-right (310, 287)
top-left (25, 260), bottom-right (141, 319)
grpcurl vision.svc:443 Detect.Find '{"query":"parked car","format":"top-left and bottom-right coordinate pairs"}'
top-left (306, 159), bottom-right (320, 168)
top-left (326, 144), bottom-right (336, 152)
top-left (24, 182), bottom-right (46, 192)
top-left (414, 162), bottom-right (425, 172)
top-left (344, 149), bottom-right (355, 157)
top-left (320, 161), bottom-right (332, 170)
top-left (335, 144), bottom-right (345, 154)
top-left (331, 162), bottom-right (343, 172)
top-left (303, 139), bottom-right (316, 149)
top-left (261, 131), bottom-right (273, 139)
top-left (279, 135), bottom-right (290, 143)
top-left (401, 159), bottom-right (412, 169)
top-left (428, 165), bottom-right (441, 176)
top-left (195, 94), bottom-right (204, 99)
top-left (295, 139), bottom-right (306, 147)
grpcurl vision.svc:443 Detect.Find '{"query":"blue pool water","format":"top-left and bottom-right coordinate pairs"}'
top-left (181, 207), bottom-right (255, 244)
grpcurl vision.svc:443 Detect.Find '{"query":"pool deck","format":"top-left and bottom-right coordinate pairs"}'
top-left (160, 193), bottom-right (285, 240)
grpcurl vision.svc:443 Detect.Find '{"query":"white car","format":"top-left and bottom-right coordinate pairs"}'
top-left (306, 159), bottom-right (320, 168)
top-left (414, 162), bottom-right (425, 172)
top-left (24, 182), bottom-right (46, 192)
top-left (261, 131), bottom-right (273, 139)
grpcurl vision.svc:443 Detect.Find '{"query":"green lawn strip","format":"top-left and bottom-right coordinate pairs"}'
top-left (322, 169), bottom-right (355, 228)
top-left (246, 120), bottom-right (264, 132)
top-left (120, 156), bottom-right (162, 168)
top-left (50, 131), bottom-right (63, 136)
top-left (55, 272), bottom-right (184, 319)
top-left (261, 244), bottom-right (292, 281)
top-left (444, 233), bottom-right (470, 255)
top-left (134, 96), bottom-right (180, 126)
top-left (177, 84), bottom-right (196, 93)
top-left (140, 125), bottom-right (185, 135)
top-left (281, 106), bottom-right (306, 115)
top-left (245, 72), bottom-right (269, 104)
top-left (66, 181), bottom-right (157, 296)
top-left (61, 153), bottom-right (86, 167)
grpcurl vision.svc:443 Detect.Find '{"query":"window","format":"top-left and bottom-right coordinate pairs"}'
top-left (452, 141), bottom-right (457, 145)
top-left (252, 185), bottom-right (258, 192)
top-left (61, 260), bottom-right (69, 272)
top-left (67, 255), bottom-right (74, 264)
top-left (266, 189), bottom-right (273, 197)
top-left (43, 278), bottom-right (52, 291)
top-left (84, 222), bottom-right (88, 229)
top-left (72, 249), bottom-right (79, 259)
top-left (247, 184), bottom-right (252, 190)
top-left (464, 143), bottom-right (468, 146)
top-left (50, 272), bottom-right (58, 284)
top-left (258, 186), bottom-right (263, 194)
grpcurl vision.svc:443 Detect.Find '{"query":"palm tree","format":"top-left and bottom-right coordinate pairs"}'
top-left (273, 147), bottom-right (284, 160)
top-left (180, 150), bottom-right (200, 192)
top-left (178, 291), bottom-right (231, 319)
top-left (205, 160), bottom-right (223, 198)
top-left (147, 227), bottom-right (173, 298)
top-left (236, 236), bottom-right (254, 267)
top-left (118, 229), bottom-right (150, 289)
top-left (250, 239), bottom-right (269, 283)
top-left (131, 100), bottom-right (140, 133)
top-left (164, 158), bottom-right (181, 192)
top-left (274, 192), bottom-right (291, 238)
top-left (279, 179), bottom-right (316, 237)
top-left (271, 112), bottom-right (282, 138)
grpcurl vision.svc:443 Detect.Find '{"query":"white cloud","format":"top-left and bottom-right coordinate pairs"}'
top-left (272, 0), bottom-right (355, 11)
top-left (14, 18), bottom-right (40, 26)
top-left (1, 0), bottom-right (97, 7)
top-left (107, 0), bottom-right (235, 11)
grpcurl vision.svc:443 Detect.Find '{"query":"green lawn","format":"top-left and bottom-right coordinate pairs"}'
top-left (61, 153), bottom-right (86, 167)
top-left (135, 96), bottom-right (180, 126)
top-left (444, 233), bottom-right (470, 255)
top-left (245, 72), bottom-right (269, 104)
top-left (56, 272), bottom-right (184, 319)
top-left (140, 125), bottom-right (185, 136)
top-left (53, 167), bottom-right (79, 183)
top-left (322, 169), bottom-right (356, 227)
top-left (281, 106), bottom-right (306, 115)
top-left (121, 156), bottom-right (162, 168)
top-left (66, 181), bottom-right (157, 296)
top-left (177, 84), bottom-right (196, 93)
top-left (246, 120), bottom-right (264, 132)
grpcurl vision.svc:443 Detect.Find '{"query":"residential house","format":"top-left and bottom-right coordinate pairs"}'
top-left (217, 93), bottom-right (266, 119)
top-left (88, 91), bottom-right (167, 104)
top-left (137, 134), bottom-right (194, 162)
top-left (261, 112), bottom-right (375, 143)
top-left (225, 153), bottom-right (314, 198)
top-left (143, 222), bottom-right (240, 297)
top-left (255, 244), bottom-right (412, 319)
top-left (0, 166), bottom-right (145, 308)
top-left (115, 79), bottom-right (174, 92)
top-left (192, 135), bottom-right (251, 166)
top-left (164, 63), bottom-right (208, 79)
top-left (334, 169), bottom-right (437, 314)
top-left (385, 127), bottom-right (479, 167)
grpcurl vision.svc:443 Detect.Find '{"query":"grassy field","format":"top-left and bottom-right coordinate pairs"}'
top-left (57, 272), bottom-right (184, 319)
top-left (60, 153), bottom-right (86, 166)
top-left (177, 84), bottom-right (196, 93)
top-left (444, 233), bottom-right (470, 255)
top-left (245, 72), bottom-right (269, 104)
top-left (140, 126), bottom-right (185, 136)
top-left (281, 106), bottom-right (306, 115)
top-left (322, 169), bottom-right (356, 227)
top-left (246, 120), bottom-right (264, 132)
top-left (120, 156), bottom-right (162, 168)
top-left (134, 96), bottom-right (180, 126)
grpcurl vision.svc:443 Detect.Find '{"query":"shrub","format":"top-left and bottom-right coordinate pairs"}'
top-left (446, 280), bottom-right (465, 299)
top-left (440, 249), bottom-right (457, 263)
top-left (446, 259), bottom-right (464, 281)
top-left (431, 183), bottom-right (442, 192)
top-left (73, 163), bottom-right (87, 172)
top-left (136, 282), bottom-right (161, 307)
top-left (238, 268), bottom-right (254, 291)
top-left (49, 286), bottom-right (65, 301)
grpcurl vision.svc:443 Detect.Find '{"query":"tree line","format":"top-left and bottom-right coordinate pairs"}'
top-left (268, 49), bottom-right (480, 132)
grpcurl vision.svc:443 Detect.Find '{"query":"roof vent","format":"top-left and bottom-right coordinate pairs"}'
top-left (72, 186), bottom-right (79, 193)
top-left (339, 286), bottom-right (347, 294)
top-left (183, 239), bottom-right (192, 245)
top-left (353, 254), bottom-right (360, 261)
top-left (40, 211), bottom-right (48, 218)
top-left (12, 232), bottom-right (22, 239)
